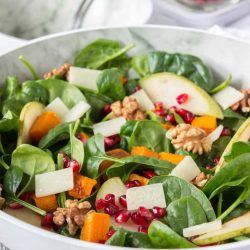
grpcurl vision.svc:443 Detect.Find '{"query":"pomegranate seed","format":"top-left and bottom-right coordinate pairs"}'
top-left (142, 169), bottom-right (156, 179)
top-left (220, 128), bottom-right (231, 137)
top-left (9, 202), bottom-right (23, 209)
top-left (104, 194), bottom-right (115, 205)
top-left (68, 160), bottom-right (80, 172)
top-left (206, 165), bottom-right (213, 170)
top-left (119, 195), bottom-right (127, 208)
top-left (166, 114), bottom-right (176, 124)
top-left (104, 135), bottom-right (121, 149)
top-left (131, 212), bottom-right (149, 227)
top-left (213, 156), bottom-right (220, 165)
top-left (104, 203), bottom-right (119, 216)
top-left (169, 106), bottom-right (178, 113)
top-left (106, 230), bottom-right (116, 239)
top-left (98, 240), bottom-right (105, 244)
top-left (154, 102), bottom-right (163, 110)
top-left (115, 210), bottom-right (131, 224)
top-left (176, 93), bottom-right (189, 104)
top-left (138, 226), bottom-right (148, 234)
top-left (41, 213), bottom-right (54, 228)
top-left (96, 199), bottom-right (107, 210)
top-left (178, 109), bottom-right (195, 123)
top-left (137, 207), bottom-right (154, 222)
top-left (103, 104), bottom-right (112, 115)
top-left (152, 206), bottom-right (166, 218)
top-left (63, 155), bottom-right (70, 168)
top-left (155, 109), bottom-right (165, 117)
top-left (125, 180), bottom-right (141, 189)
top-left (135, 86), bottom-right (141, 92)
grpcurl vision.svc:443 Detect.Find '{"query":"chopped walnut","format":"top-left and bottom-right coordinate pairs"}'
top-left (231, 89), bottom-right (250, 113)
top-left (111, 96), bottom-right (146, 120)
top-left (0, 185), bottom-right (5, 209)
top-left (53, 199), bottom-right (92, 235)
top-left (168, 124), bottom-right (212, 155)
top-left (192, 172), bottom-right (211, 188)
top-left (44, 63), bottom-right (71, 80)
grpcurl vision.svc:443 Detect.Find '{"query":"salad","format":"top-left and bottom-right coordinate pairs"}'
top-left (0, 38), bottom-right (250, 249)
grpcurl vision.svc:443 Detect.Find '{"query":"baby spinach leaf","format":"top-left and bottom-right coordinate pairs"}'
top-left (39, 79), bottom-right (86, 108)
top-left (128, 120), bottom-right (173, 153)
top-left (105, 228), bottom-right (127, 246)
top-left (165, 196), bottom-right (207, 235)
top-left (3, 166), bottom-right (23, 196)
top-left (97, 68), bottom-right (126, 101)
top-left (124, 79), bottom-right (139, 95)
top-left (69, 123), bottom-right (84, 169)
top-left (4, 76), bottom-right (20, 99)
top-left (148, 220), bottom-right (197, 248)
top-left (0, 111), bottom-right (18, 132)
top-left (149, 176), bottom-right (216, 221)
top-left (224, 141), bottom-right (250, 162)
top-left (132, 51), bottom-right (214, 92)
top-left (106, 155), bottom-right (174, 181)
top-left (120, 120), bottom-right (138, 150)
top-left (74, 39), bottom-right (135, 69)
top-left (82, 133), bottom-right (105, 178)
top-left (203, 153), bottom-right (250, 197)
top-left (38, 122), bottom-right (73, 149)
top-left (125, 231), bottom-right (153, 248)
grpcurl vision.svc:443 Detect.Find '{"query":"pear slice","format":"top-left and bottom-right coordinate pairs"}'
top-left (193, 212), bottom-right (250, 245)
top-left (140, 72), bottom-right (223, 119)
top-left (215, 116), bottom-right (250, 173)
top-left (18, 101), bottom-right (45, 145)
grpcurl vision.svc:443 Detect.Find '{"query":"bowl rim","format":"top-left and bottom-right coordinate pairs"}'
top-left (1, 24), bottom-right (250, 250)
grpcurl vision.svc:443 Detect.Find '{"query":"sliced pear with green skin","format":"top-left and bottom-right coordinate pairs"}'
top-left (193, 212), bottom-right (250, 245)
top-left (139, 72), bottom-right (223, 119)
top-left (215, 116), bottom-right (250, 173)
top-left (18, 101), bottom-right (45, 145)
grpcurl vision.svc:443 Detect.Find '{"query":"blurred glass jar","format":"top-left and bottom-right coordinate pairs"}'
top-left (177, 0), bottom-right (242, 11)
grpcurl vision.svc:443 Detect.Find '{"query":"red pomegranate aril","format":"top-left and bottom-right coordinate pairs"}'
top-left (104, 203), bottom-right (119, 216)
top-left (138, 207), bottom-right (154, 222)
top-left (206, 165), bottom-right (213, 170)
top-left (138, 226), bottom-right (148, 234)
top-left (131, 212), bottom-right (149, 227)
top-left (106, 230), bottom-right (116, 239)
top-left (103, 104), bottom-right (112, 115)
top-left (125, 180), bottom-right (141, 189)
top-left (178, 109), bottom-right (195, 123)
top-left (104, 135), bottom-right (121, 149)
top-left (119, 195), bottom-right (127, 208)
top-left (63, 155), bottom-right (70, 168)
top-left (169, 106), bottom-right (178, 113)
top-left (155, 109), bottom-right (165, 117)
top-left (104, 194), bottom-right (115, 205)
top-left (41, 213), bottom-right (54, 228)
top-left (166, 114), bottom-right (176, 124)
top-left (176, 93), bottom-right (189, 105)
top-left (213, 156), bottom-right (220, 165)
top-left (152, 206), bottom-right (166, 218)
top-left (9, 202), bottom-right (23, 209)
top-left (142, 169), bottom-right (156, 179)
top-left (115, 210), bottom-right (131, 224)
top-left (68, 159), bottom-right (80, 172)
top-left (220, 128), bottom-right (231, 137)
top-left (96, 199), bottom-right (107, 210)
top-left (154, 102), bottom-right (163, 110)
top-left (98, 240), bottom-right (106, 244)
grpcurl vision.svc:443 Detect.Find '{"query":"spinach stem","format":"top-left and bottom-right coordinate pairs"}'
top-left (217, 193), bottom-right (223, 217)
top-left (7, 196), bottom-right (46, 216)
top-left (93, 155), bottom-right (125, 164)
top-left (73, 119), bottom-right (80, 135)
top-left (217, 188), bottom-right (249, 221)
top-left (19, 55), bottom-right (39, 80)
top-left (0, 157), bottom-right (10, 170)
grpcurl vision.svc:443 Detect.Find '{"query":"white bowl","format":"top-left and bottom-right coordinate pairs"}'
top-left (0, 25), bottom-right (250, 250)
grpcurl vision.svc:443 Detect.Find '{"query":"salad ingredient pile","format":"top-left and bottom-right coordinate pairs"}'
top-left (0, 38), bottom-right (250, 249)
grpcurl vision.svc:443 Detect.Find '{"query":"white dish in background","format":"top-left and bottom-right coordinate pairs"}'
top-left (0, 25), bottom-right (250, 250)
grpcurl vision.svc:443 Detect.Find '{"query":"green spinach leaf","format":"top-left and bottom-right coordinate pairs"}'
top-left (149, 176), bottom-right (216, 221)
top-left (148, 220), bottom-right (197, 248)
top-left (125, 231), bottom-right (152, 248)
top-left (105, 228), bottom-right (127, 246)
top-left (224, 141), bottom-right (250, 162)
top-left (165, 196), bottom-right (207, 235)
top-left (0, 111), bottom-right (18, 132)
top-left (74, 39), bottom-right (135, 69)
top-left (132, 51), bottom-right (214, 92)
